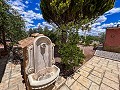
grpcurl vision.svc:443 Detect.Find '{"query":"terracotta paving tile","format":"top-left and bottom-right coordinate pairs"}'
top-left (100, 83), bottom-right (114, 90)
top-left (0, 84), bottom-right (3, 90)
top-left (98, 60), bottom-right (108, 67)
top-left (89, 82), bottom-right (99, 90)
top-left (77, 76), bottom-right (92, 88)
top-left (91, 59), bottom-right (100, 64)
top-left (53, 77), bottom-right (66, 90)
top-left (9, 76), bottom-right (23, 86)
top-left (18, 83), bottom-right (26, 90)
top-left (88, 74), bottom-right (102, 85)
top-left (91, 70), bottom-right (104, 78)
top-left (112, 69), bottom-right (120, 75)
top-left (92, 63), bottom-right (101, 68)
top-left (108, 61), bottom-right (118, 67)
top-left (84, 64), bottom-right (94, 69)
top-left (72, 72), bottom-right (80, 80)
top-left (59, 84), bottom-right (70, 90)
top-left (65, 77), bottom-right (75, 87)
top-left (102, 77), bottom-right (119, 90)
top-left (11, 73), bottom-right (22, 78)
top-left (77, 69), bottom-right (89, 77)
top-left (7, 85), bottom-right (18, 90)
top-left (94, 67), bottom-right (105, 74)
top-left (70, 81), bottom-right (88, 90)
top-left (1, 80), bottom-right (9, 90)
top-left (104, 71), bottom-right (119, 83)
top-left (80, 66), bottom-right (93, 73)
top-left (1, 73), bottom-right (9, 82)
top-left (101, 66), bottom-right (111, 72)
top-left (85, 60), bottom-right (93, 65)
top-left (118, 63), bottom-right (120, 69)
top-left (107, 64), bottom-right (118, 71)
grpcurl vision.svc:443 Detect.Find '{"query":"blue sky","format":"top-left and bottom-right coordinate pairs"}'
top-left (9, 0), bottom-right (120, 35)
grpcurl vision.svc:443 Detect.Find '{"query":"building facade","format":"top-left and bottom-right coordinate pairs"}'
top-left (104, 27), bottom-right (120, 53)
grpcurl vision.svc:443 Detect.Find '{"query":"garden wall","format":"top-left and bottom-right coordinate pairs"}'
top-left (104, 27), bottom-right (120, 53)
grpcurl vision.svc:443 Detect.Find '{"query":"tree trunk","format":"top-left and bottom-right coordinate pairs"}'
top-left (61, 30), bottom-right (67, 44)
top-left (84, 30), bottom-right (87, 45)
top-left (84, 30), bottom-right (87, 40)
top-left (1, 30), bottom-right (7, 52)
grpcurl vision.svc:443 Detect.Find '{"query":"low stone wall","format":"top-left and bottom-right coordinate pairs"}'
top-left (94, 50), bottom-right (120, 61)
top-left (104, 46), bottom-right (120, 53)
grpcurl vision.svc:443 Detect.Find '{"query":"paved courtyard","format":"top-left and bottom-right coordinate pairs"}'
top-left (0, 52), bottom-right (120, 90)
top-left (59, 56), bottom-right (120, 90)
top-left (0, 57), bottom-right (25, 90)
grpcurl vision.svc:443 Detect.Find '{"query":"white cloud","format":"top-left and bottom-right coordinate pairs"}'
top-left (105, 8), bottom-right (120, 15)
top-left (22, 10), bottom-right (43, 29)
top-left (42, 22), bottom-right (53, 29)
top-left (35, 7), bottom-right (39, 11)
top-left (25, 1), bottom-right (29, 4)
top-left (88, 21), bottom-right (120, 36)
top-left (9, 0), bottom-right (26, 11)
top-left (36, 3), bottom-right (40, 7)
top-left (26, 23), bottom-right (35, 27)
top-left (85, 15), bottom-right (107, 35)
top-left (42, 22), bottom-right (53, 27)
top-left (23, 10), bottom-right (43, 20)
top-left (34, 22), bottom-right (54, 30)
top-left (34, 23), bottom-right (44, 29)
top-left (101, 23), bottom-right (114, 28)
top-left (87, 15), bottom-right (107, 35)
top-left (95, 15), bottom-right (107, 23)
top-left (8, 0), bottom-right (44, 30)
top-left (91, 22), bottom-right (101, 27)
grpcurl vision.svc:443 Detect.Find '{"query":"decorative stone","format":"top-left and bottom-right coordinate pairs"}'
top-left (26, 36), bottom-right (60, 89)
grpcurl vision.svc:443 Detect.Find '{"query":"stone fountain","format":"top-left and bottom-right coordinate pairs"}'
top-left (26, 36), bottom-right (60, 89)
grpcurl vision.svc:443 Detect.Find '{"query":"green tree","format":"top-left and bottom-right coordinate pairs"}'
top-left (0, 0), bottom-right (27, 52)
top-left (28, 28), bottom-right (33, 36)
top-left (40, 0), bottom-right (114, 28)
top-left (40, 0), bottom-right (114, 44)
top-left (59, 28), bottom-right (84, 69)
top-left (43, 26), bottom-right (50, 35)
top-left (99, 32), bottom-right (106, 44)
top-left (37, 25), bottom-right (43, 34)
top-left (40, 0), bottom-right (115, 71)
top-left (81, 23), bottom-right (91, 45)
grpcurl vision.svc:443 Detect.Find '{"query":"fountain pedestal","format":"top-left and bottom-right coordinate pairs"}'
top-left (26, 36), bottom-right (60, 89)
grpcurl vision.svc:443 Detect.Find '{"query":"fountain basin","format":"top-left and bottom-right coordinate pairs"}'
top-left (28, 65), bottom-right (60, 88)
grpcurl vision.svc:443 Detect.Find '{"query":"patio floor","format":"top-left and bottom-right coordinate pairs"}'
top-left (0, 53), bottom-right (120, 90)
top-left (59, 56), bottom-right (120, 90)
top-left (0, 56), bottom-right (25, 90)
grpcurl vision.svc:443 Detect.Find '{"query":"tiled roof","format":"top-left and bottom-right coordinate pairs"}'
top-left (18, 37), bottom-right (34, 48)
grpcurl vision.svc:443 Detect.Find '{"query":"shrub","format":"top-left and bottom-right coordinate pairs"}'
top-left (59, 43), bottom-right (84, 70)
top-left (59, 28), bottom-right (85, 70)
